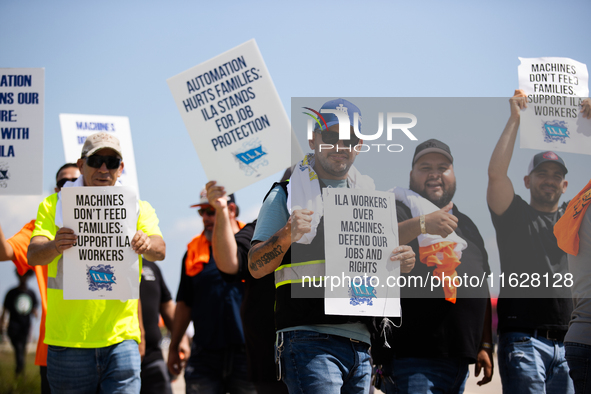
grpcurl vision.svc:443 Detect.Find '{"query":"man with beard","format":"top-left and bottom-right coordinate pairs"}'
top-left (373, 139), bottom-right (493, 394)
top-left (487, 91), bottom-right (573, 393)
top-left (168, 189), bottom-right (256, 394)
top-left (248, 98), bottom-right (416, 394)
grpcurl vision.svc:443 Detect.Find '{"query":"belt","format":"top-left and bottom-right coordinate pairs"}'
top-left (501, 328), bottom-right (567, 341)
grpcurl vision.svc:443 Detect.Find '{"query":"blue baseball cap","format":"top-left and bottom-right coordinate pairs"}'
top-left (313, 98), bottom-right (362, 132)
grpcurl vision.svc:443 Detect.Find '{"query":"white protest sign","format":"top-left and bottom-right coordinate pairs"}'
top-left (323, 188), bottom-right (401, 317)
top-left (0, 68), bottom-right (44, 195)
top-left (61, 186), bottom-right (139, 300)
top-left (59, 114), bottom-right (140, 196)
top-left (167, 39), bottom-right (291, 195)
top-left (518, 57), bottom-right (591, 155)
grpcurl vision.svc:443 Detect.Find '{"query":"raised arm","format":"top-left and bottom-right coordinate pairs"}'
top-left (207, 181), bottom-right (239, 275)
top-left (487, 90), bottom-right (527, 215)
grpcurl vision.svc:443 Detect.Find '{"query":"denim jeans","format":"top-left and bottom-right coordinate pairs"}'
top-left (278, 330), bottom-right (372, 394)
top-left (184, 345), bottom-right (257, 394)
top-left (498, 331), bottom-right (574, 394)
top-left (47, 339), bottom-right (141, 394)
top-left (565, 342), bottom-right (591, 394)
top-left (380, 357), bottom-right (469, 394)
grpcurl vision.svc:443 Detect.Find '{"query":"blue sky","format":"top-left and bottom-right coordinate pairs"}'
top-left (1, 0), bottom-right (591, 334)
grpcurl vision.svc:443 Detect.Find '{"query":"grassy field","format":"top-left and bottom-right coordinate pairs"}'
top-left (0, 343), bottom-right (41, 394)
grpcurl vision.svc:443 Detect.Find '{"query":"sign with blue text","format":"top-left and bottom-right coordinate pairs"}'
top-left (323, 188), bottom-right (401, 317)
top-left (61, 186), bottom-right (139, 300)
top-left (60, 114), bottom-right (140, 196)
top-left (0, 68), bottom-right (44, 195)
top-left (518, 57), bottom-right (591, 155)
top-left (167, 39), bottom-right (291, 194)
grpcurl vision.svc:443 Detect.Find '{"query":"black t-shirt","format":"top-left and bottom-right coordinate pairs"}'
top-left (372, 202), bottom-right (490, 364)
top-left (176, 230), bottom-right (249, 350)
top-left (232, 221), bottom-right (278, 382)
top-left (3, 286), bottom-right (37, 337)
top-left (490, 194), bottom-right (572, 331)
top-left (140, 260), bottom-right (172, 366)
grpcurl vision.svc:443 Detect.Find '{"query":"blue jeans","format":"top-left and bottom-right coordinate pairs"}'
top-left (380, 357), bottom-right (469, 394)
top-left (184, 345), bottom-right (256, 394)
top-left (498, 331), bottom-right (574, 394)
top-left (278, 330), bottom-right (372, 394)
top-left (565, 342), bottom-right (591, 394)
top-left (47, 339), bottom-right (141, 394)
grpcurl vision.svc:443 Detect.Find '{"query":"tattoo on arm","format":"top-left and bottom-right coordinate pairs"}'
top-left (249, 236), bottom-right (284, 272)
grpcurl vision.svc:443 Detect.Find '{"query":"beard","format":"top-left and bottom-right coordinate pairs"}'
top-left (530, 184), bottom-right (562, 208)
top-left (409, 179), bottom-right (457, 209)
top-left (204, 229), bottom-right (212, 242)
top-left (314, 152), bottom-right (352, 179)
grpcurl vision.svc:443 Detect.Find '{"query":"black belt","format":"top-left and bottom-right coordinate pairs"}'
top-left (501, 328), bottom-right (567, 341)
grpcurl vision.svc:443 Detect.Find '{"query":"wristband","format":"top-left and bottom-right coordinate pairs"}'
top-left (419, 215), bottom-right (427, 235)
top-left (481, 342), bottom-right (494, 352)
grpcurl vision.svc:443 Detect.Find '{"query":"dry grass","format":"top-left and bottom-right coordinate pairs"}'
top-left (0, 344), bottom-right (41, 394)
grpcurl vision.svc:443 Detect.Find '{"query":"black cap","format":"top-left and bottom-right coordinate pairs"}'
top-left (412, 139), bottom-right (453, 165)
top-left (527, 151), bottom-right (568, 176)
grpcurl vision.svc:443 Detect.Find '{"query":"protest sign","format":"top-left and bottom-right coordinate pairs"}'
top-left (61, 186), bottom-right (139, 300)
top-left (323, 188), bottom-right (401, 317)
top-left (518, 57), bottom-right (591, 155)
top-left (59, 114), bottom-right (140, 196)
top-left (167, 39), bottom-right (291, 195)
top-left (0, 68), bottom-right (44, 195)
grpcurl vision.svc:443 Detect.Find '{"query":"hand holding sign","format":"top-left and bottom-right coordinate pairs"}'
top-left (510, 89), bottom-right (528, 117)
top-left (54, 227), bottom-right (77, 254)
top-left (390, 245), bottom-right (415, 274)
top-left (131, 230), bottom-right (151, 255)
top-left (205, 180), bottom-right (228, 211)
top-left (582, 98), bottom-right (591, 119)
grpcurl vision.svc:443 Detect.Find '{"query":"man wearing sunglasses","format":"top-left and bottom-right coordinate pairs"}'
top-left (28, 132), bottom-right (166, 394)
top-left (0, 162), bottom-right (79, 394)
top-left (168, 187), bottom-right (256, 394)
top-left (248, 98), bottom-right (416, 394)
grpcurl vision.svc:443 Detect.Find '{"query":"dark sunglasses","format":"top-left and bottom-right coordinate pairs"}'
top-left (315, 129), bottom-right (360, 147)
top-left (56, 177), bottom-right (78, 189)
top-left (198, 207), bottom-right (216, 217)
top-left (86, 155), bottom-right (121, 170)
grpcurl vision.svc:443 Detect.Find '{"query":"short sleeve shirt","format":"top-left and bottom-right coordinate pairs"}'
top-left (32, 193), bottom-right (163, 348)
